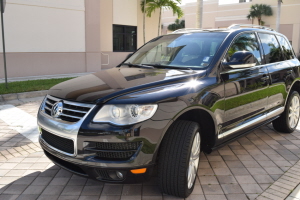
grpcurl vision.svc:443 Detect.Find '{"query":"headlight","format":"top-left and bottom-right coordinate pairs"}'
top-left (93, 104), bottom-right (158, 125)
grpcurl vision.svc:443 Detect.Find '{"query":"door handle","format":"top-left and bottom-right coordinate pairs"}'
top-left (261, 75), bottom-right (269, 81)
top-left (287, 70), bottom-right (293, 75)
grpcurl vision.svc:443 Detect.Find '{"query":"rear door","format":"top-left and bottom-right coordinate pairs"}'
top-left (257, 33), bottom-right (293, 114)
top-left (220, 32), bottom-right (269, 140)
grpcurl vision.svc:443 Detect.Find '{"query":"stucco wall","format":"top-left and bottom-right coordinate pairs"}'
top-left (0, 0), bottom-right (85, 53)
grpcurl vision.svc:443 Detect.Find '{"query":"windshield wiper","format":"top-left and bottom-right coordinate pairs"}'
top-left (123, 63), bottom-right (154, 69)
top-left (142, 64), bottom-right (194, 71)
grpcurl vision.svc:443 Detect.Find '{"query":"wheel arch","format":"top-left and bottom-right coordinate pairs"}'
top-left (153, 106), bottom-right (217, 164)
top-left (286, 80), bottom-right (300, 105)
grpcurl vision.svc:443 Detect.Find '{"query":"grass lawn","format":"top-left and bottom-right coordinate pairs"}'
top-left (0, 77), bottom-right (74, 95)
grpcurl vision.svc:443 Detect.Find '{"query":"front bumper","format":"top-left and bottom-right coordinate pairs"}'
top-left (41, 138), bottom-right (154, 183)
top-left (37, 96), bottom-right (171, 183)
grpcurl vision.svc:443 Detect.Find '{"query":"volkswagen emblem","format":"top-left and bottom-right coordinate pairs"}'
top-left (51, 101), bottom-right (64, 118)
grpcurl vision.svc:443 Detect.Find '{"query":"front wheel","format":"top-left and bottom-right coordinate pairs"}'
top-left (157, 120), bottom-right (201, 198)
top-left (273, 90), bottom-right (300, 133)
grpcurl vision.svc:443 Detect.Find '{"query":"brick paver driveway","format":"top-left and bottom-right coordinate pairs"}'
top-left (1, 98), bottom-right (300, 200)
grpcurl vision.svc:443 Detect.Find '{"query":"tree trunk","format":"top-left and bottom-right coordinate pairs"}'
top-left (143, 0), bottom-right (146, 44)
top-left (158, 7), bottom-right (161, 36)
top-left (276, 0), bottom-right (281, 32)
top-left (258, 17), bottom-right (261, 26)
top-left (197, 0), bottom-right (203, 28)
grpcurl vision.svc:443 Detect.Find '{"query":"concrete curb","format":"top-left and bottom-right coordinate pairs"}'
top-left (0, 90), bottom-right (48, 102)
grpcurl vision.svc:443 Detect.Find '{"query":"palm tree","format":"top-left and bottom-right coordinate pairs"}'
top-left (143, 0), bottom-right (147, 44)
top-left (141, 0), bottom-right (183, 36)
top-left (276, 0), bottom-right (283, 32)
top-left (197, 0), bottom-right (203, 28)
top-left (167, 19), bottom-right (185, 31)
top-left (247, 4), bottom-right (273, 26)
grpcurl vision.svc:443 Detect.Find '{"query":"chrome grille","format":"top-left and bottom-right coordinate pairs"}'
top-left (43, 95), bottom-right (94, 123)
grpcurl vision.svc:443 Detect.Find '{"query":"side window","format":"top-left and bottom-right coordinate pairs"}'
top-left (277, 35), bottom-right (295, 60)
top-left (226, 32), bottom-right (262, 66)
top-left (258, 33), bottom-right (284, 64)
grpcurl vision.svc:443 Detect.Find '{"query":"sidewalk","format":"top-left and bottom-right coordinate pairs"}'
top-left (0, 72), bottom-right (92, 83)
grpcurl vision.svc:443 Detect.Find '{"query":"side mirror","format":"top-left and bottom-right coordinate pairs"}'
top-left (126, 53), bottom-right (133, 60)
top-left (222, 51), bottom-right (256, 69)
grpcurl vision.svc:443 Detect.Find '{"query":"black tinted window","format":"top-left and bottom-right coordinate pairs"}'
top-left (113, 25), bottom-right (137, 52)
top-left (258, 33), bottom-right (284, 63)
top-left (277, 35), bottom-right (294, 60)
top-left (226, 32), bottom-right (261, 66)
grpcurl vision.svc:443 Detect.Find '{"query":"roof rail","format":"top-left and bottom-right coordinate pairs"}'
top-left (172, 28), bottom-right (224, 34)
top-left (172, 28), bottom-right (202, 33)
top-left (228, 24), bottom-right (275, 32)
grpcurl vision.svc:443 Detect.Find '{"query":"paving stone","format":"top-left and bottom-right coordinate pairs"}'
top-left (16, 194), bottom-right (39, 200)
top-left (41, 185), bottom-right (64, 195)
top-left (225, 194), bottom-right (248, 200)
top-left (259, 192), bottom-right (283, 200)
top-left (49, 177), bottom-right (70, 186)
top-left (240, 184), bottom-right (263, 194)
top-left (212, 168), bottom-right (232, 175)
top-left (205, 194), bottom-right (227, 200)
top-left (3, 185), bottom-right (28, 195)
top-left (31, 177), bottom-right (52, 186)
top-left (185, 194), bottom-right (205, 200)
top-left (78, 196), bottom-right (99, 200)
top-left (253, 175), bottom-right (274, 184)
top-left (81, 185), bottom-right (103, 196)
top-left (247, 167), bottom-right (268, 175)
top-left (197, 168), bottom-right (214, 175)
top-left (0, 194), bottom-right (19, 200)
top-left (22, 185), bottom-right (46, 194)
top-left (102, 185), bottom-right (123, 196)
top-left (230, 167), bottom-right (250, 175)
top-left (201, 185), bottom-right (224, 195)
top-left (235, 175), bottom-right (256, 184)
top-left (58, 196), bottom-right (79, 200)
top-left (259, 184), bottom-right (271, 190)
top-left (61, 186), bottom-right (84, 196)
top-left (199, 176), bottom-right (219, 185)
top-left (216, 175), bottom-right (237, 184)
top-left (220, 184), bottom-right (243, 194)
top-left (99, 196), bottom-right (121, 200)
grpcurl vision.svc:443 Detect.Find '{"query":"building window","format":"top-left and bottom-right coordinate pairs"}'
top-left (113, 25), bottom-right (137, 52)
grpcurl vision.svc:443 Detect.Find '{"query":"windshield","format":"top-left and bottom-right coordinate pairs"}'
top-left (124, 32), bottom-right (228, 69)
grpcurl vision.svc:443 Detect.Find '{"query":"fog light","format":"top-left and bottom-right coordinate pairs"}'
top-left (116, 171), bottom-right (123, 179)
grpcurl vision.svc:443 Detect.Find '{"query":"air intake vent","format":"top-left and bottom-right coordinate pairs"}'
top-left (85, 141), bottom-right (142, 161)
top-left (41, 129), bottom-right (74, 154)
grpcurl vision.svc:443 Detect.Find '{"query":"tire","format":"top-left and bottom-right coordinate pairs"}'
top-left (273, 90), bottom-right (300, 133)
top-left (157, 120), bottom-right (201, 198)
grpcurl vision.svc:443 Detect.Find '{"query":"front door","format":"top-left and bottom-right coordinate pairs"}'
top-left (220, 32), bottom-right (269, 140)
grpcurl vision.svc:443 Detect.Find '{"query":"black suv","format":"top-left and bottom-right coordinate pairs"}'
top-left (37, 25), bottom-right (300, 197)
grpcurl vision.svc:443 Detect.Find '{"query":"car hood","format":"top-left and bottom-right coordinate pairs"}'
top-left (48, 67), bottom-right (204, 103)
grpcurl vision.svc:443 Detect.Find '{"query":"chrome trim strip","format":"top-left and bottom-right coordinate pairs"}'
top-left (46, 101), bottom-right (53, 106)
top-left (45, 107), bottom-right (51, 111)
top-left (266, 107), bottom-right (284, 120)
top-left (47, 95), bottom-right (94, 108)
top-left (64, 100), bottom-right (94, 108)
top-left (63, 108), bottom-right (88, 114)
top-left (60, 113), bottom-right (82, 119)
top-left (218, 107), bottom-right (284, 139)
